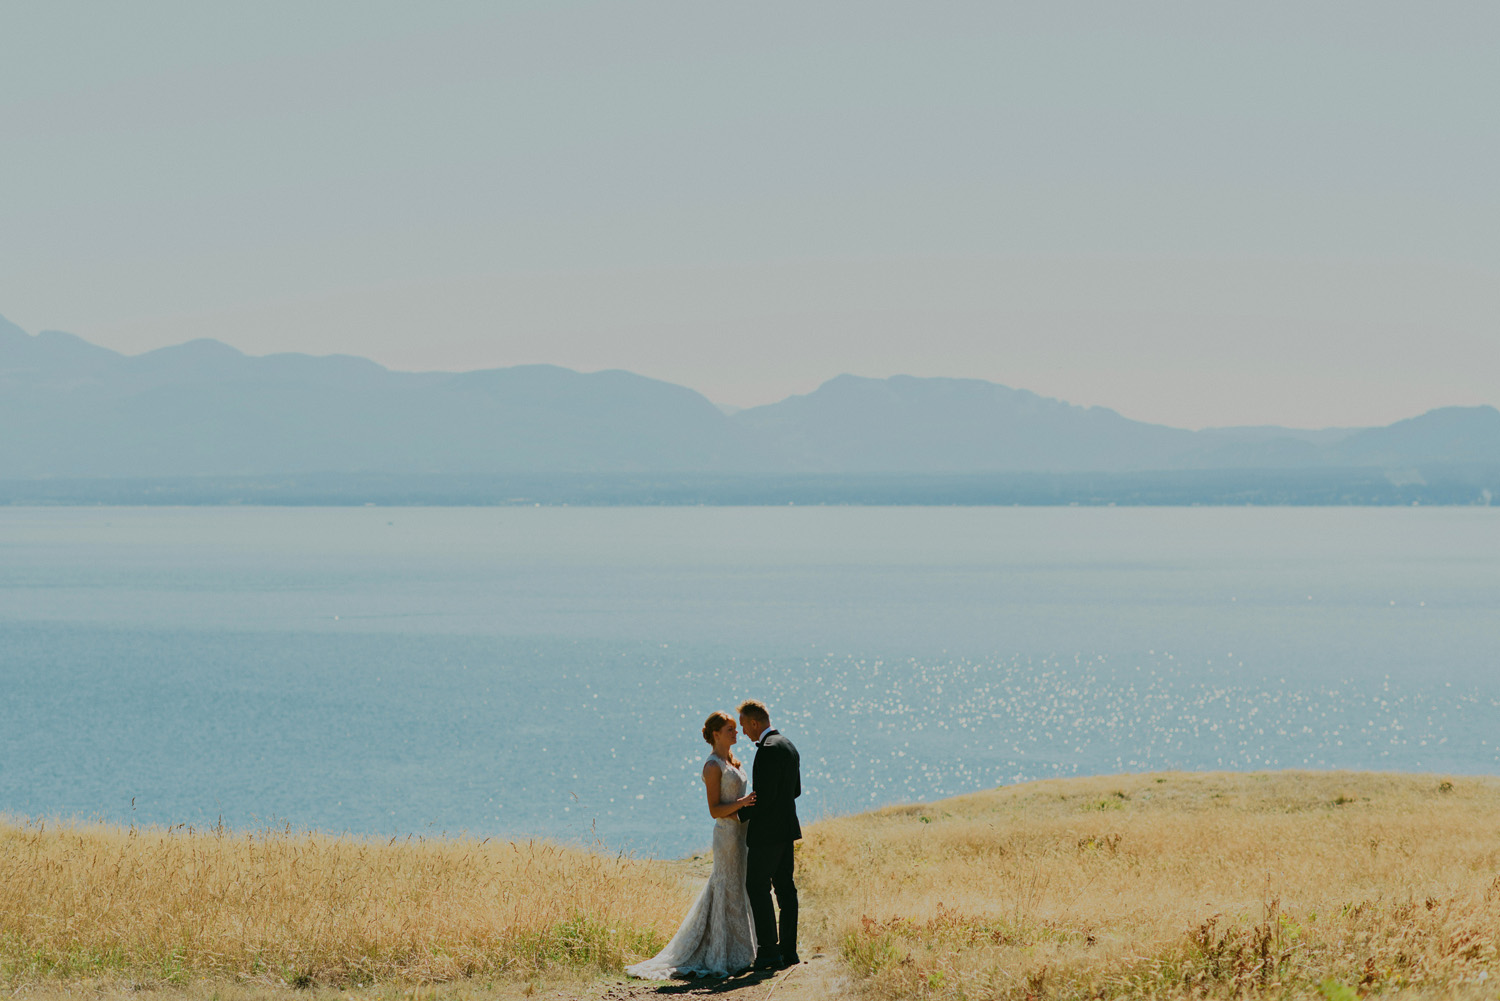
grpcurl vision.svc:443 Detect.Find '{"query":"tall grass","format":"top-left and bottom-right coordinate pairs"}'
top-left (802, 771), bottom-right (1500, 999)
top-left (0, 819), bottom-right (691, 988)
top-left (9, 772), bottom-right (1500, 999)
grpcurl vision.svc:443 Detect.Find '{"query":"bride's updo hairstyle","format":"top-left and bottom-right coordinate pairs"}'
top-left (702, 711), bottom-right (733, 745)
top-left (701, 711), bottom-right (740, 767)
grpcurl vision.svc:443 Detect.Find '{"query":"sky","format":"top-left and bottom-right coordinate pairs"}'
top-left (2, 2), bottom-right (1497, 429)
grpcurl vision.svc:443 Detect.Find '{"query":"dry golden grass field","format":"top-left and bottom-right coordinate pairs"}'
top-left (6, 771), bottom-right (1500, 1000)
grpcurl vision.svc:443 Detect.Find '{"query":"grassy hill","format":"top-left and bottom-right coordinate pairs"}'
top-left (5, 771), bottom-right (1499, 999)
top-left (806, 770), bottom-right (1500, 1000)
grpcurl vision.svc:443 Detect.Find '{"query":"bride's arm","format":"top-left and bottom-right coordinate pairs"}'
top-left (703, 761), bottom-right (755, 819)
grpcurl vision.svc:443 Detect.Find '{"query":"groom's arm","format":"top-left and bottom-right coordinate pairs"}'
top-left (741, 774), bottom-right (756, 828)
top-left (738, 767), bottom-right (753, 823)
top-left (740, 754), bottom-right (766, 823)
top-left (737, 757), bottom-right (755, 824)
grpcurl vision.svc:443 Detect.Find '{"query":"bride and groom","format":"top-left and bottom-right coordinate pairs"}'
top-left (626, 699), bottom-right (802, 980)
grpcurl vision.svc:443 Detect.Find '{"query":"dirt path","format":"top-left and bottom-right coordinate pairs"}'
top-left (6, 961), bottom-right (851, 1001)
top-left (567, 954), bottom-right (848, 1001)
top-left (564, 857), bottom-right (850, 1001)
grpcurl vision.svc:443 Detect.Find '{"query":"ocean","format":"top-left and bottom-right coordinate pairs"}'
top-left (1, 505), bottom-right (1496, 857)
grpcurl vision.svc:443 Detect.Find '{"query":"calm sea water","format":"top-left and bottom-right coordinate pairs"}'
top-left (1, 506), bottom-right (1497, 857)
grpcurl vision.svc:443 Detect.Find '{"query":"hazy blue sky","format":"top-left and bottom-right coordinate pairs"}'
top-left (3, 2), bottom-right (1497, 427)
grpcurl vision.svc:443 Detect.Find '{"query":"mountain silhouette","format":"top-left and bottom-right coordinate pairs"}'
top-left (1330, 406), bottom-right (1500, 467)
top-left (0, 317), bottom-right (758, 477)
top-left (729, 374), bottom-right (1197, 472)
top-left (1, 315), bottom-right (1495, 480)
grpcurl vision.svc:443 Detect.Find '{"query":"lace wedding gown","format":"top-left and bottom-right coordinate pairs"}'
top-left (625, 754), bottom-right (757, 979)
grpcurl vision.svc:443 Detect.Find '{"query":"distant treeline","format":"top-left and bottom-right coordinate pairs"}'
top-left (3, 466), bottom-right (1498, 506)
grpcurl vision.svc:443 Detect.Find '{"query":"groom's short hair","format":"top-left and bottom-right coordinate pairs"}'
top-left (737, 699), bottom-right (769, 723)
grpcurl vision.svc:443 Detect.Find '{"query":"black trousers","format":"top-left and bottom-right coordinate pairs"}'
top-left (746, 838), bottom-right (797, 960)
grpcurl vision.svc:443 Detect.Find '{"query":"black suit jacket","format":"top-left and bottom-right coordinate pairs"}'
top-left (742, 730), bottom-right (802, 846)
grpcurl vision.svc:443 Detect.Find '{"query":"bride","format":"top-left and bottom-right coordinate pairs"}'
top-left (626, 711), bottom-right (758, 979)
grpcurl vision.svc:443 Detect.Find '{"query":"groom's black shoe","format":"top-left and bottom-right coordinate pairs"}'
top-left (752, 952), bottom-right (782, 971)
top-left (778, 954), bottom-right (802, 969)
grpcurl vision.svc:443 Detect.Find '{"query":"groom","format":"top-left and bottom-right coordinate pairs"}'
top-left (737, 698), bottom-right (801, 971)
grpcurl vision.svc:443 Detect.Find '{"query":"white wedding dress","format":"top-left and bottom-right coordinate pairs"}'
top-left (626, 754), bottom-right (757, 979)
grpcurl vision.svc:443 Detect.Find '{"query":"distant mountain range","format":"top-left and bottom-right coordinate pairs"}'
top-left (3, 314), bottom-right (1498, 485)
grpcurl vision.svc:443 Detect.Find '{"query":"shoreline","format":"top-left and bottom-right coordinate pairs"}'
top-left (3, 467), bottom-right (1498, 507)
